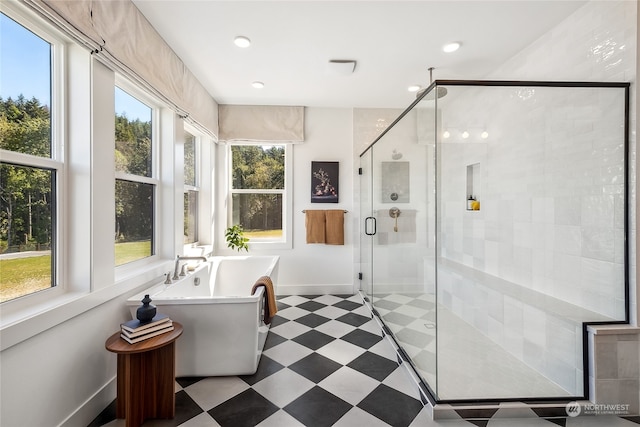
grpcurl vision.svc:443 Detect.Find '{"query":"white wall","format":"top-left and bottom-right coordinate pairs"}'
top-left (1, 295), bottom-right (130, 427)
top-left (216, 108), bottom-right (356, 295)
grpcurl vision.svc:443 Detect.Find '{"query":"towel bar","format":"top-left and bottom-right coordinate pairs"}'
top-left (302, 209), bottom-right (348, 213)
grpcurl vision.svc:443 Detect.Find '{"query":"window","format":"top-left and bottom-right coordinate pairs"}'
top-left (0, 12), bottom-right (60, 303)
top-left (229, 144), bottom-right (287, 242)
top-left (184, 131), bottom-right (198, 244)
top-left (114, 86), bottom-right (156, 266)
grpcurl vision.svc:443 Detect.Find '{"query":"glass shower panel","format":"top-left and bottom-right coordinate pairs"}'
top-left (434, 84), bottom-right (627, 400)
top-left (370, 105), bottom-right (438, 391)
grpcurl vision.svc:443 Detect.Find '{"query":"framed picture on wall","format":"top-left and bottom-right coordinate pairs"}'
top-left (311, 161), bottom-right (339, 203)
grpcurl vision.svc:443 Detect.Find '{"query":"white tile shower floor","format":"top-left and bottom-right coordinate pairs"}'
top-left (376, 293), bottom-right (571, 399)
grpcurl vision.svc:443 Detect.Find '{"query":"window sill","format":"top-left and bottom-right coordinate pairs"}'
top-left (0, 259), bottom-right (173, 351)
top-left (248, 240), bottom-right (292, 251)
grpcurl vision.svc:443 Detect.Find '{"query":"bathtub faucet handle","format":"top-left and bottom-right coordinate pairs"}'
top-left (164, 272), bottom-right (172, 284)
top-left (180, 264), bottom-right (187, 277)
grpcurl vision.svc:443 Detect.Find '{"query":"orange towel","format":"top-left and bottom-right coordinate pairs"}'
top-left (305, 210), bottom-right (326, 243)
top-left (251, 276), bottom-right (278, 324)
top-left (325, 209), bottom-right (345, 245)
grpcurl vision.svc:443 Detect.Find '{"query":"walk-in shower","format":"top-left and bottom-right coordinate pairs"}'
top-left (359, 80), bottom-right (630, 404)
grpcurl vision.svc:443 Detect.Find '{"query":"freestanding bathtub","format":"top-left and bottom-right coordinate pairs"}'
top-left (126, 255), bottom-right (279, 377)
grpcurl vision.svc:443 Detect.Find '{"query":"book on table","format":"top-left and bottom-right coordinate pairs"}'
top-left (121, 320), bottom-right (174, 339)
top-left (121, 313), bottom-right (170, 334)
top-left (120, 324), bottom-right (175, 344)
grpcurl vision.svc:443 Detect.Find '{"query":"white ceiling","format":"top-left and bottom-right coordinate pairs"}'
top-left (131, 0), bottom-right (587, 109)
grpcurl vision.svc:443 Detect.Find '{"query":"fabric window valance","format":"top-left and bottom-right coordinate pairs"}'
top-left (24, 0), bottom-right (218, 138)
top-left (218, 105), bottom-right (305, 143)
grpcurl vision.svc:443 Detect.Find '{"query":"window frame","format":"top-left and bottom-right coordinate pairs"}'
top-left (0, 6), bottom-right (66, 305)
top-left (113, 78), bottom-right (160, 269)
top-left (226, 143), bottom-right (293, 250)
top-left (183, 127), bottom-right (200, 246)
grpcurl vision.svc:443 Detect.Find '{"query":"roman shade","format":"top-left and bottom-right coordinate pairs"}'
top-left (218, 105), bottom-right (305, 143)
top-left (24, 0), bottom-right (218, 138)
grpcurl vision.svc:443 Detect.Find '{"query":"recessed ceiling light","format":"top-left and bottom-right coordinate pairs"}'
top-left (461, 131), bottom-right (470, 139)
top-left (443, 131), bottom-right (451, 139)
top-left (442, 42), bottom-right (461, 53)
top-left (408, 85), bottom-right (421, 93)
top-left (252, 81), bottom-right (264, 89)
top-left (234, 36), bottom-right (251, 48)
top-left (481, 131), bottom-right (489, 139)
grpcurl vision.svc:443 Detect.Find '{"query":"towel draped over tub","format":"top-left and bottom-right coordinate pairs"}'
top-left (251, 276), bottom-right (278, 324)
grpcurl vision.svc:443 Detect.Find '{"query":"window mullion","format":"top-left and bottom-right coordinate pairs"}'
top-left (115, 172), bottom-right (158, 186)
top-left (230, 188), bottom-right (283, 194)
top-left (0, 150), bottom-right (61, 170)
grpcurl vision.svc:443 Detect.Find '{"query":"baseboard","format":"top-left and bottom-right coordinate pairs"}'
top-left (58, 377), bottom-right (116, 427)
top-left (276, 284), bottom-right (355, 296)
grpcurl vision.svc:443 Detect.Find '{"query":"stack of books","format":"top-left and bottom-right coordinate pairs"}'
top-left (120, 313), bottom-right (173, 344)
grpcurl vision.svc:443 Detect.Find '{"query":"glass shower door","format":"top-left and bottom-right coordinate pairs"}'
top-left (367, 106), bottom-right (438, 393)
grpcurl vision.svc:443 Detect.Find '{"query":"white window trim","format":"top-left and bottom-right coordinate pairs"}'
top-left (226, 143), bottom-right (293, 250)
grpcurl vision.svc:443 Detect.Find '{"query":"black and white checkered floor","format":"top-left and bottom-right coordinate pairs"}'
top-left (89, 294), bottom-right (640, 427)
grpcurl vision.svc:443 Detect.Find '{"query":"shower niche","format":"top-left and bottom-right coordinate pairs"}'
top-left (465, 163), bottom-right (480, 210)
top-left (359, 80), bottom-right (630, 409)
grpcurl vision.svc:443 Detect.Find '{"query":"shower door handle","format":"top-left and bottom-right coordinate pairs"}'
top-left (365, 216), bottom-right (377, 235)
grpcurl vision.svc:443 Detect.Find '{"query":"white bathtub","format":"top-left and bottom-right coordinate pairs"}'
top-left (126, 255), bottom-right (279, 377)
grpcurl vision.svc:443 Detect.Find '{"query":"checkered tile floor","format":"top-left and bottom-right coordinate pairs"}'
top-left (88, 295), bottom-right (640, 427)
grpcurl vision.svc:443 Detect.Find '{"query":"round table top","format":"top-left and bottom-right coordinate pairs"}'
top-left (105, 322), bottom-right (183, 354)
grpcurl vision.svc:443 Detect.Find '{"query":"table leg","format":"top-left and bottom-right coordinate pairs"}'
top-left (115, 342), bottom-right (176, 427)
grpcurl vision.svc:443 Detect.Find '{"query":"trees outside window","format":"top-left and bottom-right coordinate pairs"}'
top-left (0, 13), bottom-right (57, 303)
top-left (114, 87), bottom-right (155, 266)
top-left (229, 145), bottom-right (285, 240)
top-left (184, 131), bottom-right (198, 244)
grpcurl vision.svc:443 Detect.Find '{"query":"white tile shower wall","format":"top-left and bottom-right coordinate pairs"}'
top-left (439, 0), bottom-right (634, 321)
top-left (486, 0), bottom-right (637, 322)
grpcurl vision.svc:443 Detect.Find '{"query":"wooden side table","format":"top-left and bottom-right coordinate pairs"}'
top-left (105, 322), bottom-right (183, 427)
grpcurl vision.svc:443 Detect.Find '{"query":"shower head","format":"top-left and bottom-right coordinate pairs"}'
top-left (417, 67), bottom-right (448, 100)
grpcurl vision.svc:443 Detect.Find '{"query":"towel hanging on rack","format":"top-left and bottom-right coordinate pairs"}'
top-left (325, 209), bottom-right (345, 245)
top-left (304, 210), bottom-right (345, 245)
top-left (305, 210), bottom-right (326, 244)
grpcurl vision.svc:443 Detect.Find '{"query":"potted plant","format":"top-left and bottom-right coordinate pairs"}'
top-left (225, 224), bottom-right (249, 252)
